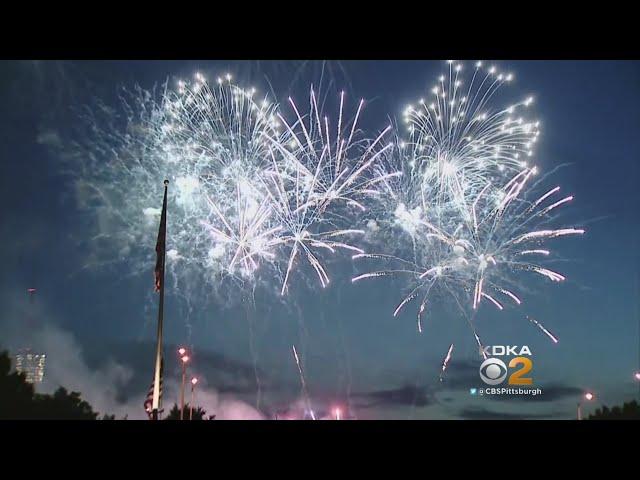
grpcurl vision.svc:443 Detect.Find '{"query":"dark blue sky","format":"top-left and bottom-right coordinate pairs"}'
top-left (1, 60), bottom-right (638, 419)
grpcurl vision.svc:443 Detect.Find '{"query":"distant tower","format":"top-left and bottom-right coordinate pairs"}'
top-left (15, 288), bottom-right (46, 386)
top-left (15, 351), bottom-right (46, 384)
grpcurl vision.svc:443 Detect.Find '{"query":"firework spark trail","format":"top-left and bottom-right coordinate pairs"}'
top-left (481, 292), bottom-right (503, 310)
top-left (475, 332), bottom-right (488, 360)
top-left (262, 88), bottom-right (394, 295)
top-left (497, 287), bottom-right (522, 305)
top-left (292, 344), bottom-right (315, 420)
top-left (398, 60), bottom-right (540, 210)
top-left (246, 303), bottom-right (263, 410)
top-left (527, 316), bottom-right (559, 343)
top-left (439, 343), bottom-right (454, 381)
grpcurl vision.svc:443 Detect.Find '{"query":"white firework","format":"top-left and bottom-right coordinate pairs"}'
top-left (355, 61), bottom-right (582, 348)
top-left (260, 87), bottom-right (394, 295)
top-left (158, 73), bottom-right (284, 283)
top-left (63, 72), bottom-right (391, 301)
top-left (399, 60), bottom-right (539, 220)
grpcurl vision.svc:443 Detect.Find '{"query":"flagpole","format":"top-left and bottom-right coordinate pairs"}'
top-left (151, 180), bottom-right (169, 421)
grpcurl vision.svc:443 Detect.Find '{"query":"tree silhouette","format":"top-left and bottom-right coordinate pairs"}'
top-left (31, 387), bottom-right (98, 420)
top-left (0, 350), bottom-right (103, 420)
top-left (0, 350), bottom-right (36, 418)
top-left (588, 400), bottom-right (640, 420)
top-left (164, 402), bottom-right (208, 420)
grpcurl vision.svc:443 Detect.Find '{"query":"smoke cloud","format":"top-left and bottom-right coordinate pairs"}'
top-left (0, 289), bottom-right (267, 420)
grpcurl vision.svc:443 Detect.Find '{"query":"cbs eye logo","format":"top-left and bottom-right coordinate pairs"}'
top-left (479, 357), bottom-right (533, 385)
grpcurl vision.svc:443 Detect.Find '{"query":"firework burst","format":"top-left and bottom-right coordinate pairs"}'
top-left (262, 88), bottom-right (394, 294)
top-left (355, 61), bottom-right (583, 350)
top-left (399, 60), bottom-right (539, 212)
top-left (63, 72), bottom-right (391, 302)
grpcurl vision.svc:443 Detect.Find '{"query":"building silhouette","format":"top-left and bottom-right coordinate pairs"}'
top-left (14, 288), bottom-right (46, 386)
top-left (15, 349), bottom-right (46, 384)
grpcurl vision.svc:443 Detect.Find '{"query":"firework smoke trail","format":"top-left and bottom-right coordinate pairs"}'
top-left (527, 316), bottom-right (559, 343)
top-left (355, 60), bottom-right (583, 357)
top-left (292, 344), bottom-right (315, 420)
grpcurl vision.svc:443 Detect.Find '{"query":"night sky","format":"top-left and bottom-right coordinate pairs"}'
top-left (0, 60), bottom-right (639, 419)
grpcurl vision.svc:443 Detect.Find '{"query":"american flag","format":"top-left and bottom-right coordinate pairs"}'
top-left (148, 180), bottom-right (168, 419)
top-left (144, 358), bottom-right (164, 419)
top-left (154, 181), bottom-right (168, 292)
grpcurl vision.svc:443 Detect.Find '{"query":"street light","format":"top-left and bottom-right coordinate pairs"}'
top-left (333, 407), bottom-right (342, 420)
top-left (190, 377), bottom-right (198, 420)
top-left (178, 349), bottom-right (190, 420)
top-left (634, 371), bottom-right (640, 381)
top-left (577, 392), bottom-right (595, 420)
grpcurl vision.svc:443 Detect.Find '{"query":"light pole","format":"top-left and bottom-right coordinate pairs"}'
top-left (190, 377), bottom-right (198, 420)
top-left (179, 350), bottom-right (189, 420)
top-left (634, 371), bottom-right (640, 402)
top-left (577, 392), bottom-right (594, 420)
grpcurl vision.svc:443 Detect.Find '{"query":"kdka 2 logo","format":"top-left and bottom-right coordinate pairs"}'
top-left (479, 346), bottom-right (533, 386)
